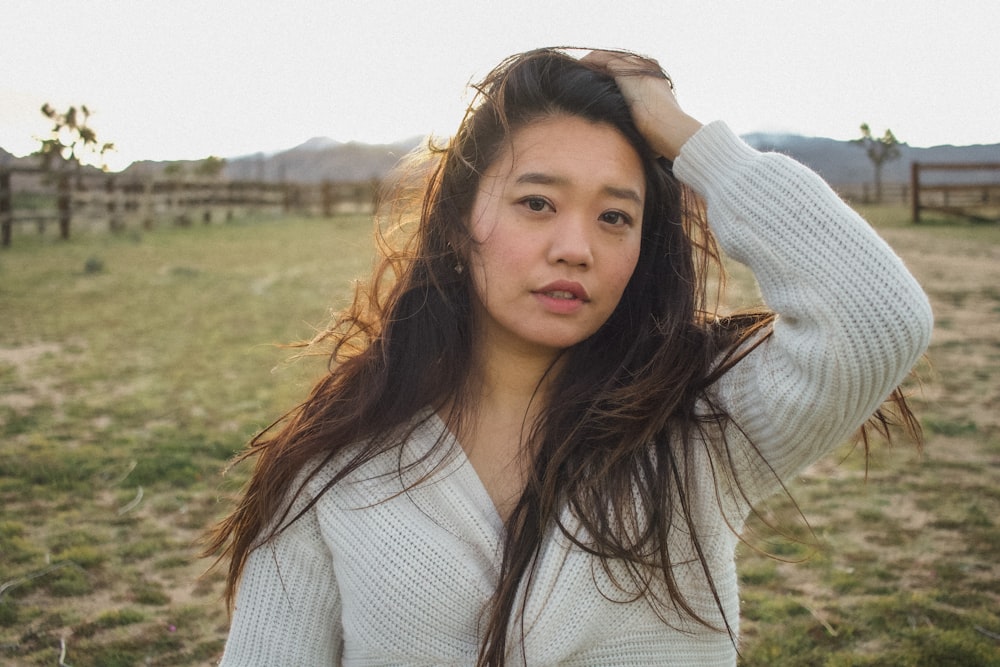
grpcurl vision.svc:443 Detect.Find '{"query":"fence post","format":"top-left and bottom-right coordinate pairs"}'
top-left (0, 170), bottom-right (11, 247)
top-left (321, 181), bottom-right (334, 217)
top-left (57, 173), bottom-right (71, 239)
top-left (142, 179), bottom-right (154, 229)
top-left (226, 181), bottom-right (236, 221)
top-left (203, 181), bottom-right (213, 224)
top-left (910, 162), bottom-right (921, 223)
top-left (368, 177), bottom-right (379, 214)
top-left (106, 175), bottom-right (124, 232)
top-left (175, 181), bottom-right (190, 226)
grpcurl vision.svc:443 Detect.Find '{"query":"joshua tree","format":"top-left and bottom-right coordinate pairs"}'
top-left (32, 104), bottom-right (116, 239)
top-left (853, 123), bottom-right (901, 203)
top-left (35, 103), bottom-right (115, 171)
top-left (194, 156), bottom-right (226, 179)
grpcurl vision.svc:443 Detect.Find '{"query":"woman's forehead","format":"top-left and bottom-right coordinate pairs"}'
top-left (483, 115), bottom-right (646, 198)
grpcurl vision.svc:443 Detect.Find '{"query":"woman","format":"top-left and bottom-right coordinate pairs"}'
top-left (206, 48), bottom-right (932, 665)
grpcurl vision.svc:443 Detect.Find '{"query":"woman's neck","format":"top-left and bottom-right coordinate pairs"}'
top-left (445, 342), bottom-right (562, 522)
top-left (470, 337), bottom-right (562, 421)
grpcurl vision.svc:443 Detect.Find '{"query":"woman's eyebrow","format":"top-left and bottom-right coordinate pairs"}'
top-left (515, 172), bottom-right (643, 205)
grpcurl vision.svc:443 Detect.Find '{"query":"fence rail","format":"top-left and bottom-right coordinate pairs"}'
top-left (911, 162), bottom-right (1000, 223)
top-left (832, 182), bottom-right (910, 205)
top-left (0, 166), bottom-right (379, 247)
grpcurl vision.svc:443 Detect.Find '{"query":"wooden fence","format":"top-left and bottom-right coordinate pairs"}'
top-left (0, 166), bottom-right (379, 247)
top-left (833, 182), bottom-right (910, 205)
top-left (911, 162), bottom-right (1000, 223)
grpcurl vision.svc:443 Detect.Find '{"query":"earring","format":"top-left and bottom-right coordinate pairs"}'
top-left (447, 242), bottom-right (464, 274)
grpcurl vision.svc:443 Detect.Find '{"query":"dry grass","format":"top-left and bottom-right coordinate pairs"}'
top-left (736, 205), bottom-right (1000, 666)
top-left (0, 206), bottom-right (998, 665)
top-left (0, 214), bottom-right (370, 665)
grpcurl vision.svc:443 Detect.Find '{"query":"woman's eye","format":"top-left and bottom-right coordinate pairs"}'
top-left (524, 197), bottom-right (549, 212)
top-left (600, 211), bottom-right (631, 226)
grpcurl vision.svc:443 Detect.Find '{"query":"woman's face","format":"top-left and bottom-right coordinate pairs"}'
top-left (466, 114), bottom-right (645, 361)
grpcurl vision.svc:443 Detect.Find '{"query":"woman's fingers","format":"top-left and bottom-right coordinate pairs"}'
top-left (582, 50), bottom-right (701, 160)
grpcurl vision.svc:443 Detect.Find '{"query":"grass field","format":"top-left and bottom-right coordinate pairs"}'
top-left (1, 207), bottom-right (998, 665)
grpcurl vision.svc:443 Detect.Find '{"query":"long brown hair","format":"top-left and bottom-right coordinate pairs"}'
top-left (204, 48), bottom-right (919, 666)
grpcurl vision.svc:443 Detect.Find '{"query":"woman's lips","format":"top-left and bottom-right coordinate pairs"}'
top-left (532, 280), bottom-right (589, 314)
top-left (534, 280), bottom-right (589, 300)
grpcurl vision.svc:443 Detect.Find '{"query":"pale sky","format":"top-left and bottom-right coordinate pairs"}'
top-left (3, 0), bottom-right (998, 171)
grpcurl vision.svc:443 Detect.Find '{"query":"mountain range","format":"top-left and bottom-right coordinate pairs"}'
top-left (121, 137), bottom-right (425, 183)
top-left (3, 134), bottom-right (999, 186)
top-left (742, 133), bottom-right (1000, 185)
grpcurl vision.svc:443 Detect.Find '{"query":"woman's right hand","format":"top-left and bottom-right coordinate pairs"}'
top-left (581, 50), bottom-right (703, 161)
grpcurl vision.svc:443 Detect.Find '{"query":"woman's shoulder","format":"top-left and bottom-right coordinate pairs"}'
top-left (298, 408), bottom-right (455, 504)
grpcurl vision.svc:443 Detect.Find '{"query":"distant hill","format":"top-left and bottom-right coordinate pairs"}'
top-left (213, 133), bottom-right (1000, 186)
top-left (0, 146), bottom-right (39, 169)
top-left (220, 137), bottom-right (424, 183)
top-left (119, 136), bottom-right (423, 183)
top-left (0, 149), bottom-right (104, 175)
top-left (4, 134), bottom-right (999, 186)
top-left (744, 133), bottom-right (1000, 185)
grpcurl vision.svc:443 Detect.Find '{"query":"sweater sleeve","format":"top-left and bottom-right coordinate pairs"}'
top-left (219, 486), bottom-right (343, 666)
top-left (672, 122), bottom-right (933, 493)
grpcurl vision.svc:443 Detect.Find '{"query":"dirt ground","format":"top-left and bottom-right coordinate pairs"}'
top-left (2, 213), bottom-right (998, 665)
top-left (203, 220), bottom-right (1000, 663)
top-left (881, 222), bottom-right (999, 451)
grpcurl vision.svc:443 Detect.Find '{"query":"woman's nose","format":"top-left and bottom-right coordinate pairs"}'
top-left (547, 214), bottom-right (593, 267)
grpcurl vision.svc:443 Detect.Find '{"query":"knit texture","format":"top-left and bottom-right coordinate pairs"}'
top-left (219, 121), bottom-right (933, 666)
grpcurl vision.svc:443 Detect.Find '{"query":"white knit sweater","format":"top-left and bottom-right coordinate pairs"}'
top-left (219, 122), bottom-right (933, 666)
